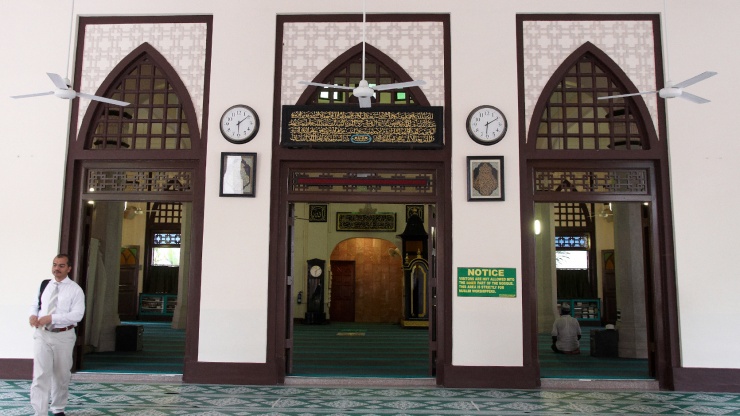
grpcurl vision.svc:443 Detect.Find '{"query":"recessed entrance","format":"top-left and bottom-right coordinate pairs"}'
top-left (75, 200), bottom-right (190, 375)
top-left (287, 203), bottom-right (434, 379)
top-left (535, 201), bottom-right (652, 380)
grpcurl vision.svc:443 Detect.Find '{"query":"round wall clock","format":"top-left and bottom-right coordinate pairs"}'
top-left (220, 104), bottom-right (259, 144)
top-left (310, 265), bottom-right (323, 277)
top-left (466, 105), bottom-right (507, 145)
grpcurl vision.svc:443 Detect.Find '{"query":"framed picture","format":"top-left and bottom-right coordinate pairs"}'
top-left (467, 156), bottom-right (504, 201)
top-left (308, 204), bottom-right (328, 222)
top-left (406, 204), bottom-right (424, 221)
top-left (219, 152), bottom-right (256, 197)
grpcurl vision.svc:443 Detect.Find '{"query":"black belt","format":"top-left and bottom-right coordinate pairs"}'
top-left (46, 325), bottom-right (75, 333)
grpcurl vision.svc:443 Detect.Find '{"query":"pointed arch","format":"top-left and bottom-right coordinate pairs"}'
top-left (526, 42), bottom-right (658, 154)
top-left (77, 42), bottom-right (202, 153)
top-left (296, 43), bottom-right (430, 106)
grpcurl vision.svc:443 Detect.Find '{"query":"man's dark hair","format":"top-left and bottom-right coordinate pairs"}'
top-left (55, 253), bottom-right (72, 268)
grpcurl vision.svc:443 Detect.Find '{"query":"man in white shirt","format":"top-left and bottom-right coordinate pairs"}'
top-left (28, 254), bottom-right (85, 416)
top-left (551, 302), bottom-right (582, 354)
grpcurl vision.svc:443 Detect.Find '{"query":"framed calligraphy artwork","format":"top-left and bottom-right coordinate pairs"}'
top-left (336, 213), bottom-right (396, 231)
top-left (406, 205), bottom-right (424, 222)
top-left (467, 156), bottom-right (504, 201)
top-left (309, 204), bottom-right (328, 222)
top-left (281, 105), bottom-right (443, 149)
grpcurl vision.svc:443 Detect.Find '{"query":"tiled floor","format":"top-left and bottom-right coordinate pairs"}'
top-left (3, 379), bottom-right (740, 415)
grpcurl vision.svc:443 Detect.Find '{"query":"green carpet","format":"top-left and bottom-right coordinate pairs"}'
top-left (292, 322), bottom-right (430, 378)
top-left (81, 321), bottom-right (185, 374)
top-left (538, 329), bottom-right (650, 379)
top-left (80, 321), bottom-right (649, 380)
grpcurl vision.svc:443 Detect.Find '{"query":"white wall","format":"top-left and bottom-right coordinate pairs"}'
top-left (1, 1), bottom-right (75, 359)
top-left (2, 0), bottom-right (739, 371)
top-left (662, 1), bottom-right (740, 368)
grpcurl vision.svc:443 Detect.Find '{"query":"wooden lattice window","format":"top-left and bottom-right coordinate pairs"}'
top-left (87, 55), bottom-right (191, 150)
top-left (146, 202), bottom-right (182, 277)
top-left (534, 169), bottom-right (648, 195)
top-left (535, 52), bottom-right (648, 151)
top-left (289, 169), bottom-right (436, 195)
top-left (307, 53), bottom-right (420, 106)
top-left (148, 202), bottom-right (182, 226)
top-left (85, 169), bottom-right (193, 194)
top-left (554, 203), bottom-right (591, 228)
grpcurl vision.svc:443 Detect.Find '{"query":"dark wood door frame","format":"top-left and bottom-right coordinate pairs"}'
top-left (519, 159), bottom-right (678, 390)
top-left (268, 160), bottom-right (451, 385)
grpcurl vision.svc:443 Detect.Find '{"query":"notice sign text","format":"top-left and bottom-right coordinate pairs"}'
top-left (457, 267), bottom-right (516, 297)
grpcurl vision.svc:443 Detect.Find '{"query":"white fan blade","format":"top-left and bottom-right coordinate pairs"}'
top-left (358, 96), bottom-right (372, 108)
top-left (298, 81), bottom-right (354, 90)
top-left (598, 90), bottom-right (657, 100)
top-left (679, 92), bottom-right (710, 104)
top-left (11, 91), bottom-right (55, 99)
top-left (672, 71), bottom-right (717, 89)
top-left (77, 92), bottom-right (131, 106)
top-left (47, 72), bottom-right (70, 90)
top-left (373, 80), bottom-right (426, 91)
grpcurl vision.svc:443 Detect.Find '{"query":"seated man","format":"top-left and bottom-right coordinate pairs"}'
top-left (551, 302), bottom-right (582, 354)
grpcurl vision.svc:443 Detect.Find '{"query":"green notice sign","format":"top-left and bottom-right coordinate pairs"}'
top-left (457, 267), bottom-right (517, 297)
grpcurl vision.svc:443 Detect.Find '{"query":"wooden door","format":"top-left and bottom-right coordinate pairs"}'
top-left (329, 261), bottom-right (355, 322)
top-left (602, 250), bottom-right (617, 324)
top-left (119, 245), bottom-right (139, 320)
top-left (118, 265), bottom-right (139, 320)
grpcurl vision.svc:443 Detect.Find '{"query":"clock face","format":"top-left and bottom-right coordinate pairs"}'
top-left (220, 105), bottom-right (259, 144)
top-left (466, 105), bottom-right (507, 145)
top-left (310, 265), bottom-right (323, 277)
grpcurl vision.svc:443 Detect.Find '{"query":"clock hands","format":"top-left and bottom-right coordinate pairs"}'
top-left (235, 116), bottom-right (251, 134)
top-left (484, 117), bottom-right (500, 137)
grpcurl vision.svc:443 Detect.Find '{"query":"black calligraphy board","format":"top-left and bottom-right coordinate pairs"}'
top-left (336, 213), bottom-right (396, 231)
top-left (281, 105), bottom-right (444, 149)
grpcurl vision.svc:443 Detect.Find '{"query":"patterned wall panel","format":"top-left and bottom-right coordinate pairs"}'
top-left (78, 23), bottom-right (209, 135)
top-left (282, 21), bottom-right (444, 107)
top-left (522, 20), bottom-right (658, 140)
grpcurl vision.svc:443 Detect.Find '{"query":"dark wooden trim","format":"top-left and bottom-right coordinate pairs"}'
top-left (75, 42), bottom-right (203, 153)
top-left (277, 13), bottom-right (448, 24)
top-left (60, 15), bottom-right (212, 378)
top-left (0, 359), bottom-right (33, 379)
top-left (516, 24), bottom-right (533, 384)
top-left (524, 41), bottom-right (659, 155)
top-left (518, 14), bottom-right (659, 22)
top-left (184, 362), bottom-right (278, 385)
top-left (272, 15), bottom-right (450, 385)
top-left (652, 158), bottom-right (678, 389)
top-left (516, 14), bottom-right (680, 391)
top-left (442, 365), bottom-right (539, 389)
top-left (673, 368), bottom-right (740, 393)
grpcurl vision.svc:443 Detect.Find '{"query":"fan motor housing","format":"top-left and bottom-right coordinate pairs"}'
top-left (54, 89), bottom-right (77, 100)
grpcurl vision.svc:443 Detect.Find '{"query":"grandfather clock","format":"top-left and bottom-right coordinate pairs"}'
top-left (304, 258), bottom-right (326, 324)
top-left (398, 214), bottom-right (429, 327)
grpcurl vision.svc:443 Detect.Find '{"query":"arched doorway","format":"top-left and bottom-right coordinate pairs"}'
top-left (272, 14), bottom-right (451, 384)
top-left (289, 219), bottom-right (431, 378)
top-left (60, 22), bottom-right (210, 374)
top-left (329, 238), bottom-right (403, 323)
top-left (519, 38), bottom-right (679, 388)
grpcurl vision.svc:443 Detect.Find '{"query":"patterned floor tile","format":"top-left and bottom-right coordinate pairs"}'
top-left (2, 379), bottom-right (740, 415)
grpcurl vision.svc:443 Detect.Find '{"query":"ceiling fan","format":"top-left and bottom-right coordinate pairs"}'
top-left (599, 0), bottom-right (716, 104)
top-left (9, 0), bottom-right (130, 107)
top-left (598, 71), bottom-right (717, 104)
top-left (11, 72), bottom-right (130, 107)
top-left (298, 0), bottom-right (425, 108)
